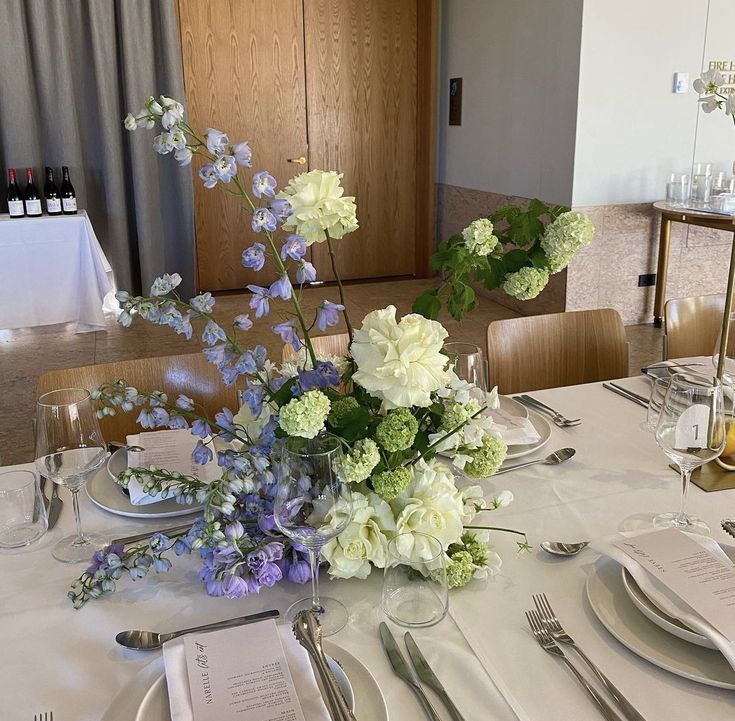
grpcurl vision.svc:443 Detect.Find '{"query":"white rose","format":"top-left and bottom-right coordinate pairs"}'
top-left (277, 169), bottom-right (358, 246)
top-left (390, 460), bottom-right (464, 552)
top-left (351, 305), bottom-right (450, 409)
top-left (320, 492), bottom-right (396, 579)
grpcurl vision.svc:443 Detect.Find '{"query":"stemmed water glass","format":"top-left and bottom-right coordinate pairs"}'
top-left (274, 434), bottom-right (352, 636)
top-left (444, 341), bottom-right (487, 390)
top-left (653, 373), bottom-right (725, 534)
top-left (34, 388), bottom-right (107, 562)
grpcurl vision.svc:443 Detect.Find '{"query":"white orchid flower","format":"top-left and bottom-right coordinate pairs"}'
top-left (726, 95), bottom-right (735, 116)
top-left (123, 113), bottom-right (137, 131)
top-left (700, 95), bottom-right (722, 113)
top-left (693, 68), bottom-right (725, 95)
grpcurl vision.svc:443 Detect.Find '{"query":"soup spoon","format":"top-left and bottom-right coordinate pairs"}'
top-left (540, 540), bottom-right (589, 556)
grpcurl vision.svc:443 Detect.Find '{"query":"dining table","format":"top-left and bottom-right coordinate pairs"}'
top-left (3, 368), bottom-right (735, 721)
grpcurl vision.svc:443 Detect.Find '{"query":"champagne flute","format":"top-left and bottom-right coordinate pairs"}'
top-left (445, 341), bottom-right (488, 390)
top-left (654, 373), bottom-right (725, 534)
top-left (274, 434), bottom-right (352, 636)
top-left (34, 388), bottom-right (107, 562)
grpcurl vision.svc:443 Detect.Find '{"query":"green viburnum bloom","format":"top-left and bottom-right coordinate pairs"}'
top-left (449, 532), bottom-right (488, 568)
top-left (464, 435), bottom-right (508, 478)
top-left (371, 466), bottom-right (411, 501)
top-left (375, 408), bottom-right (419, 452)
top-left (446, 550), bottom-right (475, 589)
top-left (540, 211), bottom-right (595, 273)
top-left (278, 390), bottom-right (331, 439)
top-left (328, 396), bottom-right (360, 426)
top-left (440, 399), bottom-right (481, 433)
top-left (461, 218), bottom-right (499, 257)
top-left (336, 438), bottom-right (381, 483)
top-left (503, 266), bottom-right (550, 301)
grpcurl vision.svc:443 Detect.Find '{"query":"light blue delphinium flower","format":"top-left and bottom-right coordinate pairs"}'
top-left (192, 440), bottom-right (214, 465)
top-left (150, 273), bottom-right (182, 296)
top-left (251, 208), bottom-right (277, 233)
top-left (246, 285), bottom-right (271, 318)
top-left (205, 128), bottom-right (229, 155)
top-left (273, 320), bottom-right (301, 351)
top-left (252, 171), bottom-right (277, 198)
top-left (296, 260), bottom-right (317, 284)
top-left (317, 300), bottom-right (344, 331)
top-left (190, 292), bottom-right (216, 314)
top-left (175, 394), bottom-right (195, 412)
top-left (191, 419), bottom-right (212, 439)
top-left (201, 320), bottom-right (227, 346)
top-left (214, 154), bottom-right (237, 183)
top-left (233, 141), bottom-right (252, 167)
top-left (199, 163), bottom-right (218, 189)
top-left (269, 198), bottom-right (291, 221)
top-left (137, 408), bottom-right (156, 429)
top-left (234, 314), bottom-right (253, 331)
top-left (280, 234), bottom-right (306, 262)
top-left (171, 313), bottom-right (193, 340)
top-left (269, 274), bottom-right (292, 301)
top-left (241, 243), bottom-right (266, 271)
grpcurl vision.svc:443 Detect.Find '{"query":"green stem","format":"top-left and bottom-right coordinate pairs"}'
top-left (464, 525), bottom-right (527, 538)
top-left (407, 405), bottom-right (487, 467)
top-left (325, 236), bottom-right (353, 341)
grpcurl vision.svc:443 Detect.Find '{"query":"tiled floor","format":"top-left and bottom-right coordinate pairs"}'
top-left (0, 278), bottom-right (664, 464)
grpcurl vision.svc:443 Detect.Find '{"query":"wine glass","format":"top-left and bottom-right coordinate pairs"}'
top-left (643, 377), bottom-right (670, 433)
top-left (34, 388), bottom-right (107, 562)
top-left (445, 342), bottom-right (488, 390)
top-left (654, 373), bottom-right (725, 535)
top-left (711, 311), bottom-right (735, 386)
top-left (274, 434), bottom-right (352, 636)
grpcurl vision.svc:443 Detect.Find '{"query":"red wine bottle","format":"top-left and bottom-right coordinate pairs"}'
top-left (44, 167), bottom-right (62, 215)
top-left (60, 166), bottom-right (77, 214)
top-left (6, 169), bottom-right (24, 217)
top-left (23, 168), bottom-right (42, 217)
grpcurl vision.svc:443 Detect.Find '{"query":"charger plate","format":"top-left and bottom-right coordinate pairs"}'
top-left (586, 555), bottom-right (735, 689)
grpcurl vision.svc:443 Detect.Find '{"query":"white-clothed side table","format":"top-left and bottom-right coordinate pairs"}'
top-left (0, 211), bottom-right (116, 332)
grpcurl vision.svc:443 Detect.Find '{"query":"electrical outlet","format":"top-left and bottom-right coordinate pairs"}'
top-left (638, 273), bottom-right (656, 287)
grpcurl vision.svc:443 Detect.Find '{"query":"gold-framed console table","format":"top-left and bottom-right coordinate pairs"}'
top-left (652, 201), bottom-right (735, 328)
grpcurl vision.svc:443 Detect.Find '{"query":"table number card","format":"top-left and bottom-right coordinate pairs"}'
top-left (183, 620), bottom-right (306, 721)
top-left (614, 528), bottom-right (735, 641)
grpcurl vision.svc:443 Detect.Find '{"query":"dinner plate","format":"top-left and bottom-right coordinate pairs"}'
top-left (586, 555), bottom-right (735, 689)
top-left (620, 544), bottom-right (735, 650)
top-left (504, 409), bottom-right (552, 461)
top-left (497, 394), bottom-right (529, 419)
top-left (85, 448), bottom-right (202, 519)
top-left (100, 641), bottom-right (388, 721)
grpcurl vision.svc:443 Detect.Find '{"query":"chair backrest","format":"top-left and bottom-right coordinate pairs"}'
top-left (486, 308), bottom-right (628, 394)
top-left (664, 294), bottom-right (725, 360)
top-left (36, 352), bottom-right (238, 441)
top-left (282, 333), bottom-right (351, 361)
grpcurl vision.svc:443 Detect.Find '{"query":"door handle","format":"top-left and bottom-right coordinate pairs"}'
top-left (287, 155), bottom-right (307, 164)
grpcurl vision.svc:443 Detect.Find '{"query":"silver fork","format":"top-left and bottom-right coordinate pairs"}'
top-left (517, 395), bottom-right (582, 427)
top-left (533, 594), bottom-right (646, 721)
top-left (34, 713), bottom-right (53, 721)
top-left (525, 611), bottom-right (624, 721)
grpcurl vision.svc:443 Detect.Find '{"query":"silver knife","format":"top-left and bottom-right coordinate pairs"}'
top-left (110, 523), bottom-right (193, 547)
top-left (405, 633), bottom-right (465, 721)
top-left (607, 382), bottom-right (649, 405)
top-left (602, 383), bottom-right (648, 408)
top-left (46, 482), bottom-right (63, 530)
top-left (379, 622), bottom-right (444, 721)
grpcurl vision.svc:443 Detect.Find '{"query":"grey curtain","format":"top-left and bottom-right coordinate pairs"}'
top-left (0, 0), bottom-right (195, 297)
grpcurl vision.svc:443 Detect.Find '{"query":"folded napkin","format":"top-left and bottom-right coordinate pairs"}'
top-left (125, 429), bottom-right (219, 505)
top-left (592, 534), bottom-right (735, 671)
top-left (487, 408), bottom-right (541, 446)
top-left (163, 624), bottom-right (331, 721)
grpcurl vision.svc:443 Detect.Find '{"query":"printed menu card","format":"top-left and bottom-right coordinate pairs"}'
top-left (182, 620), bottom-right (306, 721)
top-left (127, 429), bottom-right (219, 482)
top-left (613, 528), bottom-right (735, 641)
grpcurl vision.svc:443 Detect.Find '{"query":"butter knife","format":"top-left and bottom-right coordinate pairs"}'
top-left (405, 633), bottom-right (465, 721)
top-left (46, 482), bottom-right (63, 530)
top-left (602, 383), bottom-right (648, 408)
top-left (379, 623), bottom-right (444, 721)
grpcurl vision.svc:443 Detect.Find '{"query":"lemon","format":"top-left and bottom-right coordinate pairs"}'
top-left (721, 420), bottom-right (735, 458)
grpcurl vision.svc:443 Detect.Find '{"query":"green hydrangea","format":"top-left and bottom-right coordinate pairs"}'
top-left (464, 435), bottom-right (508, 478)
top-left (278, 390), bottom-right (331, 439)
top-left (375, 408), bottom-right (419, 452)
top-left (540, 211), bottom-right (595, 273)
top-left (440, 399), bottom-right (481, 433)
top-left (461, 218), bottom-right (499, 257)
top-left (503, 266), bottom-right (550, 300)
top-left (328, 396), bottom-right (359, 426)
top-left (446, 550), bottom-right (475, 589)
top-left (449, 532), bottom-right (488, 567)
top-left (371, 467), bottom-right (411, 501)
top-left (337, 438), bottom-right (380, 483)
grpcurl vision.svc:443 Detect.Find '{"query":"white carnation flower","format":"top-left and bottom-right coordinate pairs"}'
top-left (319, 491), bottom-right (396, 579)
top-left (461, 218), bottom-right (499, 256)
top-left (279, 349), bottom-right (348, 379)
top-left (232, 403), bottom-right (273, 445)
top-left (351, 305), bottom-right (450, 409)
top-left (277, 170), bottom-right (358, 246)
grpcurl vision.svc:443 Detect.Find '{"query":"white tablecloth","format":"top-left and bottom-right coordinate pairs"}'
top-left (0, 211), bottom-right (116, 332)
top-left (2, 373), bottom-right (735, 720)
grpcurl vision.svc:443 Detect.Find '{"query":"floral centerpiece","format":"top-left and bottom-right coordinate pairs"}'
top-left (69, 95), bottom-right (533, 608)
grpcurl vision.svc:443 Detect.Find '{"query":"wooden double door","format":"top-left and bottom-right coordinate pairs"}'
top-left (178, 0), bottom-right (436, 291)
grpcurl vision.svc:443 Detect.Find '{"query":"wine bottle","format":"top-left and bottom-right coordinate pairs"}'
top-left (60, 166), bottom-right (77, 214)
top-left (6, 169), bottom-right (24, 218)
top-left (43, 167), bottom-right (62, 215)
top-left (23, 168), bottom-right (42, 217)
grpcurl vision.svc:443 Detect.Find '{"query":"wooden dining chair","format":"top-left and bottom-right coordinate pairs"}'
top-left (281, 333), bottom-right (351, 361)
top-left (36, 352), bottom-right (238, 441)
top-left (486, 308), bottom-right (628, 394)
top-left (663, 294), bottom-right (725, 360)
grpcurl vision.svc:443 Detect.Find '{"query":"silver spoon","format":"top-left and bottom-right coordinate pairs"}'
top-left (109, 441), bottom-right (145, 453)
top-left (540, 540), bottom-right (590, 556)
top-left (494, 447), bottom-right (576, 475)
top-left (115, 608), bottom-right (279, 650)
